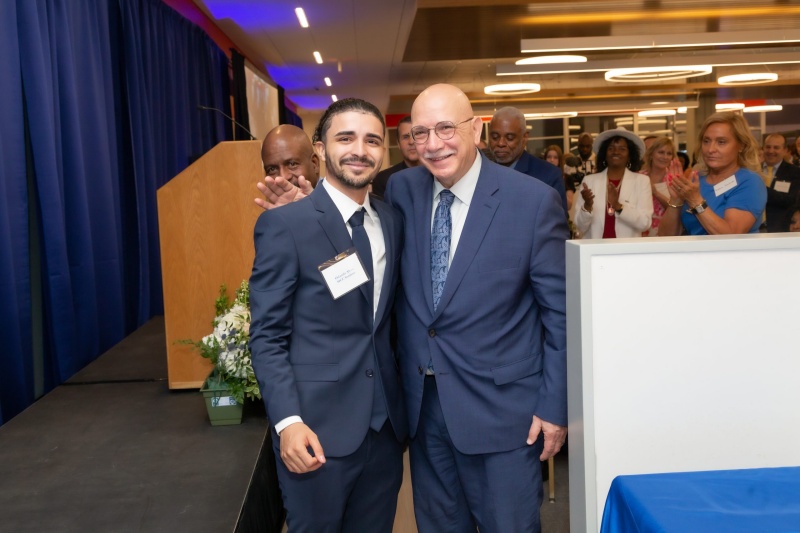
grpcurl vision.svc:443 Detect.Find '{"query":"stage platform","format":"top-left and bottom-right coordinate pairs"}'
top-left (0, 317), bottom-right (283, 533)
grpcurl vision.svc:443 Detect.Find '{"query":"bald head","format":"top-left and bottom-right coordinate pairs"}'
top-left (261, 125), bottom-right (320, 187)
top-left (489, 107), bottom-right (528, 166)
top-left (411, 84), bottom-right (482, 187)
top-left (577, 132), bottom-right (594, 160)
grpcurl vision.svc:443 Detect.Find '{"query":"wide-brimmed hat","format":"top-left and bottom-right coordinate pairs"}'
top-left (592, 127), bottom-right (646, 156)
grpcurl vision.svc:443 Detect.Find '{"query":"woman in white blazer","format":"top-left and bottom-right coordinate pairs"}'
top-left (574, 128), bottom-right (653, 239)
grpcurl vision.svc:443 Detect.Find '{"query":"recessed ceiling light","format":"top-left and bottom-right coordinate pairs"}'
top-left (606, 66), bottom-right (712, 82)
top-left (515, 55), bottom-right (587, 65)
top-left (524, 111), bottom-right (578, 118)
top-left (521, 30), bottom-right (800, 54)
top-left (313, 51), bottom-right (323, 64)
top-left (295, 8), bottom-right (309, 28)
top-left (324, 77), bottom-right (332, 87)
top-left (715, 102), bottom-right (745, 110)
top-left (638, 109), bottom-right (677, 117)
top-left (743, 104), bottom-right (783, 113)
top-left (718, 73), bottom-right (778, 85)
top-left (331, 94), bottom-right (338, 102)
top-left (484, 83), bottom-right (541, 95)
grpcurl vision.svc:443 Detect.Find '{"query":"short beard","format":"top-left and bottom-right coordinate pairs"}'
top-left (327, 156), bottom-right (376, 190)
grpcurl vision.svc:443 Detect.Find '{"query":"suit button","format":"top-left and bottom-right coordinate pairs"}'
top-left (418, 366), bottom-right (423, 375)
top-left (428, 329), bottom-right (436, 337)
top-left (366, 369), bottom-right (374, 377)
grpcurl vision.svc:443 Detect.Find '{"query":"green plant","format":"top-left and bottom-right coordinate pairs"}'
top-left (182, 280), bottom-right (260, 404)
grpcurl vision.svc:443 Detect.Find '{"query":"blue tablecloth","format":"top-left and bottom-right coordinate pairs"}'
top-left (601, 467), bottom-right (800, 532)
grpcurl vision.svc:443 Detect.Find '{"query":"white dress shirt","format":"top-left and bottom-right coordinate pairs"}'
top-left (430, 150), bottom-right (482, 266)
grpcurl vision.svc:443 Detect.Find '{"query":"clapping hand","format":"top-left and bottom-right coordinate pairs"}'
top-left (580, 183), bottom-right (595, 212)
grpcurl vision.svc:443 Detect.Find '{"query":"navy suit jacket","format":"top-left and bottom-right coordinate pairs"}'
top-left (766, 162), bottom-right (800, 232)
top-left (249, 185), bottom-right (407, 457)
top-left (515, 150), bottom-right (568, 215)
top-left (385, 152), bottom-right (568, 455)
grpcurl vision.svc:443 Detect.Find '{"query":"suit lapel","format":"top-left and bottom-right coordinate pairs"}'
top-left (311, 186), bottom-right (372, 306)
top-left (413, 175), bottom-right (436, 316)
top-left (434, 158), bottom-right (500, 317)
top-left (372, 198), bottom-right (394, 325)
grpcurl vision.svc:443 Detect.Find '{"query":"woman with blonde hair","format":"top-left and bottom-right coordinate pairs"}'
top-left (640, 136), bottom-right (684, 236)
top-left (659, 111), bottom-right (766, 236)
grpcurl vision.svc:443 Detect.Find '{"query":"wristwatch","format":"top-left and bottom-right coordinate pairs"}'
top-left (689, 200), bottom-right (708, 215)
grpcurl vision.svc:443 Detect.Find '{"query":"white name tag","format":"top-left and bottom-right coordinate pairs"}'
top-left (212, 396), bottom-right (236, 407)
top-left (319, 248), bottom-right (370, 300)
top-left (774, 180), bottom-right (791, 193)
top-left (714, 174), bottom-right (738, 196)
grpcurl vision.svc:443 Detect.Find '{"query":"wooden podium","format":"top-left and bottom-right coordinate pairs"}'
top-left (157, 140), bottom-right (263, 389)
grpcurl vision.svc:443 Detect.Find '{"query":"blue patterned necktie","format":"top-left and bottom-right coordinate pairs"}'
top-left (431, 190), bottom-right (455, 311)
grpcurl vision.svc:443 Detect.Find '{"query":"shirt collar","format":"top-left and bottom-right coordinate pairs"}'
top-left (322, 179), bottom-right (376, 223)
top-left (432, 148), bottom-right (482, 207)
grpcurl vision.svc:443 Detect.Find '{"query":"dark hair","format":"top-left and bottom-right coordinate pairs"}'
top-left (398, 115), bottom-right (412, 126)
top-left (676, 151), bottom-right (690, 171)
top-left (596, 136), bottom-right (642, 172)
top-left (312, 98), bottom-right (385, 144)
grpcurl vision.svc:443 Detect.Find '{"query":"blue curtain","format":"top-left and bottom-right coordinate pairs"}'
top-left (0, 1), bottom-right (33, 424)
top-left (0, 0), bottom-right (231, 424)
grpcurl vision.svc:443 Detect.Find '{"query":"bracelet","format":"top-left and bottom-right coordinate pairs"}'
top-left (667, 200), bottom-right (684, 209)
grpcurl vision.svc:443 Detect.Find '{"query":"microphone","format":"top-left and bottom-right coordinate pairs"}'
top-left (197, 105), bottom-right (256, 140)
top-left (565, 155), bottom-right (581, 168)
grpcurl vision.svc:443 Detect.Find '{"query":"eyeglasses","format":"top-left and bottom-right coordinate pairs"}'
top-left (410, 117), bottom-right (474, 144)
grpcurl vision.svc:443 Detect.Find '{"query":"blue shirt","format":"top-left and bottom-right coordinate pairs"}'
top-left (680, 167), bottom-right (766, 235)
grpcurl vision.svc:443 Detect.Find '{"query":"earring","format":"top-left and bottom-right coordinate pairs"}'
top-left (626, 161), bottom-right (631, 169)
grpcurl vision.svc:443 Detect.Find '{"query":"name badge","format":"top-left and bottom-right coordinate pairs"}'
top-left (774, 180), bottom-right (791, 194)
top-left (713, 174), bottom-right (738, 196)
top-left (318, 248), bottom-right (370, 300)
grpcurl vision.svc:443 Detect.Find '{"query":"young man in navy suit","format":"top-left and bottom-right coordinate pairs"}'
top-left (249, 98), bottom-right (407, 532)
top-left (385, 84), bottom-right (568, 533)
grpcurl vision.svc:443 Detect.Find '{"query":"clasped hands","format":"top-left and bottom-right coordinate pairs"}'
top-left (667, 162), bottom-right (701, 207)
top-left (580, 180), bottom-right (621, 212)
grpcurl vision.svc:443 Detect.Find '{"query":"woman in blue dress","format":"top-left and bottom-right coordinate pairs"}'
top-left (659, 112), bottom-right (766, 236)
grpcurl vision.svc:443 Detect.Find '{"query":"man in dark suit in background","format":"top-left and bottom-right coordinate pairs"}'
top-left (249, 98), bottom-right (407, 532)
top-left (488, 106), bottom-right (568, 214)
top-left (371, 115), bottom-right (420, 199)
top-left (254, 124), bottom-right (319, 210)
top-left (763, 133), bottom-right (800, 232)
top-left (385, 84), bottom-right (568, 533)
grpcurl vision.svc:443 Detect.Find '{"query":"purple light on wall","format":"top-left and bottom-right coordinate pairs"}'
top-left (201, 1), bottom-right (294, 31)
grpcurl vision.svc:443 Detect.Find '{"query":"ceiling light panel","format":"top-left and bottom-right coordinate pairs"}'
top-left (484, 83), bottom-right (541, 95)
top-left (605, 65), bottom-right (712, 82)
top-left (718, 73), bottom-right (778, 85)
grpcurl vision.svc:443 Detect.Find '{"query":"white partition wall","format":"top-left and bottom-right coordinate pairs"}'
top-left (566, 234), bottom-right (800, 533)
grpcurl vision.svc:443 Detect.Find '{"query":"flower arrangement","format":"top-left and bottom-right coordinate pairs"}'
top-left (185, 280), bottom-right (261, 404)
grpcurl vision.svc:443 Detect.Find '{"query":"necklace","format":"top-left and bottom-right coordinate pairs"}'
top-left (606, 178), bottom-right (622, 215)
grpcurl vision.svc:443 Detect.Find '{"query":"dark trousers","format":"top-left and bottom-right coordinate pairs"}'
top-left (273, 422), bottom-right (404, 533)
top-left (410, 376), bottom-right (543, 533)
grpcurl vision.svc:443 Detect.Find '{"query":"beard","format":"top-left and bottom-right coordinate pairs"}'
top-left (326, 155), bottom-right (377, 190)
